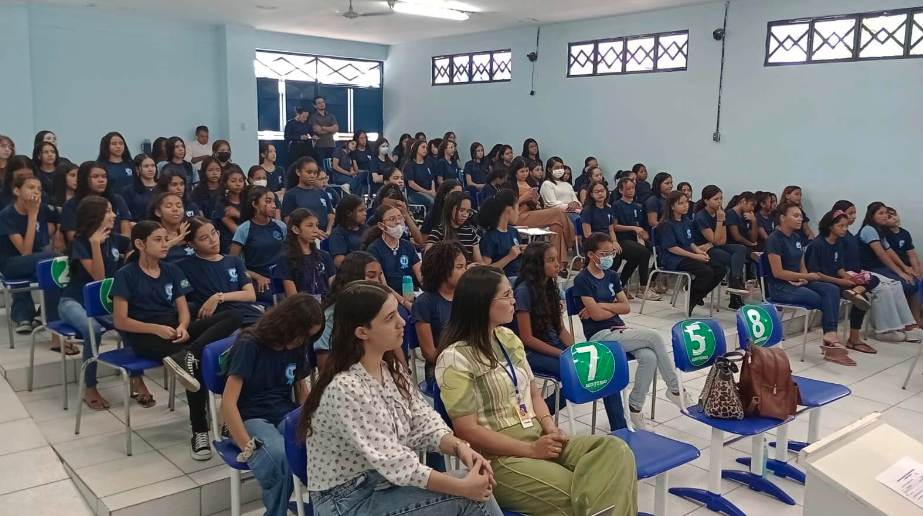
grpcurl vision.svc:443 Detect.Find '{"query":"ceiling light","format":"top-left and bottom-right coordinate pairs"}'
top-left (255, 5), bottom-right (278, 10)
top-left (392, 1), bottom-right (469, 21)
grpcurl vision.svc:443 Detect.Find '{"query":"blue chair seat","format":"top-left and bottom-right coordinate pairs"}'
top-left (213, 439), bottom-right (249, 471)
top-left (46, 320), bottom-right (80, 339)
top-left (97, 348), bottom-right (163, 375)
top-left (418, 379), bottom-right (435, 398)
top-left (1, 278), bottom-right (33, 288)
top-left (765, 297), bottom-right (815, 311)
top-left (683, 405), bottom-right (792, 435)
top-left (794, 376), bottom-right (851, 408)
top-left (501, 511), bottom-right (524, 516)
top-left (611, 429), bottom-right (700, 479)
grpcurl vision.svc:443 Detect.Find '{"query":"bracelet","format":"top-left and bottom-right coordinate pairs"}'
top-left (453, 439), bottom-right (469, 457)
top-left (217, 292), bottom-right (225, 304)
top-left (539, 414), bottom-right (554, 425)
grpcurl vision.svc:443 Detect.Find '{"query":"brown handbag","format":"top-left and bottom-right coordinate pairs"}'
top-left (738, 346), bottom-right (802, 420)
top-left (698, 352), bottom-right (745, 420)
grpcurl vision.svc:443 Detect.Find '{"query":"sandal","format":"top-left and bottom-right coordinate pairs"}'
top-left (51, 343), bottom-right (81, 356)
top-left (820, 341), bottom-right (856, 366)
top-left (846, 340), bottom-right (877, 354)
top-left (843, 290), bottom-right (871, 311)
top-left (131, 391), bottom-right (157, 408)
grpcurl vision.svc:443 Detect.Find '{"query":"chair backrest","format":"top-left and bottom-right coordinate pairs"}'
top-left (431, 382), bottom-right (454, 430)
top-left (573, 216), bottom-right (584, 239)
top-left (283, 407), bottom-right (308, 486)
top-left (322, 158), bottom-right (333, 174)
top-left (404, 314), bottom-right (418, 350)
top-left (670, 318), bottom-right (727, 372)
top-left (36, 257), bottom-right (69, 291)
top-left (268, 264), bottom-right (285, 298)
top-left (319, 239), bottom-right (330, 252)
top-left (756, 253), bottom-right (771, 302)
top-left (476, 190), bottom-right (484, 206)
top-left (83, 279), bottom-right (115, 318)
top-left (736, 303), bottom-right (784, 350)
top-left (564, 286), bottom-right (580, 317)
top-left (201, 336), bottom-right (238, 395)
top-left (559, 340), bottom-right (630, 404)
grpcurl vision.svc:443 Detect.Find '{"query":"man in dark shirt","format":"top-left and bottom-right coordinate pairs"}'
top-left (284, 107), bottom-right (316, 162)
top-left (309, 96), bottom-right (339, 163)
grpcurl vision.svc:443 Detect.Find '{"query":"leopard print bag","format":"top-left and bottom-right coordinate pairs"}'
top-left (698, 352), bottom-right (745, 420)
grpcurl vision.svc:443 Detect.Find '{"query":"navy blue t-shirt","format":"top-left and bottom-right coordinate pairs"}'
top-left (612, 199), bottom-right (643, 240)
top-left (581, 203), bottom-right (614, 235)
top-left (227, 337), bottom-right (308, 426)
top-left (805, 237), bottom-right (845, 278)
top-left (213, 199), bottom-right (241, 254)
top-left (634, 180), bottom-right (652, 205)
top-left (692, 209), bottom-right (722, 246)
top-left (264, 165), bottom-right (285, 193)
top-left (765, 230), bottom-right (807, 289)
top-left (191, 187), bottom-right (219, 224)
top-left (572, 268), bottom-right (625, 340)
top-left (367, 237), bottom-right (420, 293)
top-left (480, 183), bottom-right (500, 202)
top-left (164, 241), bottom-right (196, 263)
top-left (276, 249), bottom-right (337, 298)
top-left (111, 261), bottom-right (192, 323)
top-left (513, 282), bottom-right (564, 349)
top-left (464, 160), bottom-right (488, 186)
top-left (725, 209), bottom-right (752, 242)
top-left (281, 186), bottom-right (333, 230)
top-left (121, 184), bottom-right (155, 223)
top-left (657, 218), bottom-right (694, 270)
top-left (332, 148), bottom-right (353, 177)
top-left (0, 203), bottom-right (54, 269)
top-left (328, 225), bottom-right (364, 259)
top-left (643, 195), bottom-right (665, 229)
top-left (756, 212), bottom-right (776, 241)
top-left (177, 254), bottom-right (262, 325)
top-left (886, 228), bottom-right (915, 265)
top-left (412, 291), bottom-right (453, 353)
top-left (369, 157), bottom-right (390, 196)
top-left (794, 208), bottom-right (811, 240)
top-left (479, 227), bottom-right (522, 278)
top-left (841, 230), bottom-right (861, 272)
top-left (436, 158), bottom-right (462, 183)
top-left (857, 225), bottom-right (888, 270)
top-left (404, 161), bottom-right (434, 191)
top-left (232, 219), bottom-right (287, 276)
top-left (324, 187), bottom-right (340, 210)
top-left (62, 233), bottom-right (129, 302)
top-left (61, 195), bottom-right (131, 234)
top-left (351, 148), bottom-right (373, 172)
top-left (104, 160), bottom-right (135, 193)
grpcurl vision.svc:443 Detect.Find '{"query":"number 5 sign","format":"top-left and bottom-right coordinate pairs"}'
top-left (680, 321), bottom-right (716, 367)
top-left (572, 342), bottom-right (615, 392)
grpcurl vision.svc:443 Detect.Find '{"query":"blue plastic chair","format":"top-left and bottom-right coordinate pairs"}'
top-left (283, 407), bottom-right (314, 516)
top-left (902, 280), bottom-right (923, 389)
top-left (75, 279), bottom-right (176, 455)
top-left (735, 303), bottom-right (850, 484)
top-left (668, 318), bottom-right (796, 515)
top-left (27, 258), bottom-right (81, 408)
top-left (639, 228), bottom-right (715, 317)
top-left (269, 264), bottom-right (286, 306)
top-left (559, 340), bottom-right (700, 516)
top-left (319, 238), bottom-right (330, 253)
top-left (1, 273), bottom-right (38, 349)
top-left (405, 315), bottom-right (437, 398)
top-left (756, 253), bottom-right (820, 362)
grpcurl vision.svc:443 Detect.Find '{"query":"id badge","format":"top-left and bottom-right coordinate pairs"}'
top-left (518, 403), bottom-right (533, 428)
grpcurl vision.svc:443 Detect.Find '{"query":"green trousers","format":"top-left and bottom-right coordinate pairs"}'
top-left (487, 423), bottom-right (638, 516)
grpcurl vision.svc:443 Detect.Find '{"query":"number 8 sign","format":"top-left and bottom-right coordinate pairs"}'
top-left (742, 305), bottom-right (773, 347)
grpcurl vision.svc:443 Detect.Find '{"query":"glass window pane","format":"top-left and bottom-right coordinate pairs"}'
top-left (767, 23), bottom-right (810, 63)
top-left (909, 12), bottom-right (923, 55)
top-left (471, 53), bottom-right (491, 82)
top-left (812, 18), bottom-right (856, 61)
top-left (596, 40), bottom-right (624, 74)
top-left (452, 55), bottom-right (470, 83)
top-left (625, 37), bottom-right (655, 72)
top-left (859, 13), bottom-right (908, 58)
top-left (568, 43), bottom-right (596, 76)
top-left (657, 33), bottom-right (688, 70)
top-left (316, 57), bottom-right (381, 88)
top-left (433, 57), bottom-right (450, 84)
top-left (492, 51), bottom-right (512, 81)
top-left (255, 52), bottom-right (317, 81)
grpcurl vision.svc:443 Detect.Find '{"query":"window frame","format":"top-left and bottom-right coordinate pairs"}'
top-left (765, 6), bottom-right (923, 66)
top-left (430, 49), bottom-right (512, 86)
top-left (566, 29), bottom-right (689, 78)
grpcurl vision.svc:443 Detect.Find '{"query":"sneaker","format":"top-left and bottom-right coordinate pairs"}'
top-left (666, 389), bottom-right (695, 411)
top-left (640, 288), bottom-right (662, 301)
top-left (190, 431), bottom-right (212, 461)
top-left (15, 321), bottom-right (32, 334)
top-left (221, 424), bottom-right (231, 439)
top-left (163, 350), bottom-right (201, 393)
top-left (340, 183), bottom-right (351, 194)
top-left (876, 331), bottom-right (906, 343)
top-left (629, 410), bottom-right (652, 431)
top-left (31, 317), bottom-right (42, 328)
top-left (904, 328), bottom-right (923, 343)
top-left (728, 295), bottom-right (744, 310)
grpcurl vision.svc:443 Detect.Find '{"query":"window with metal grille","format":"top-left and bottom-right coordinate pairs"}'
top-left (766, 6), bottom-right (923, 66)
top-left (567, 30), bottom-right (688, 78)
top-left (431, 49), bottom-right (512, 85)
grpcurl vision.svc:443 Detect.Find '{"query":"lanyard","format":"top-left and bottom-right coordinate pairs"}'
top-left (497, 341), bottom-right (519, 400)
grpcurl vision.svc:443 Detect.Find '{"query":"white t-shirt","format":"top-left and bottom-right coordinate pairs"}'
top-left (540, 179), bottom-right (578, 208)
top-left (188, 141), bottom-right (211, 171)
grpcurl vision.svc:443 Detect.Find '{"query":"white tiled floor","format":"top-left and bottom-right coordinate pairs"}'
top-left (2, 292), bottom-right (923, 516)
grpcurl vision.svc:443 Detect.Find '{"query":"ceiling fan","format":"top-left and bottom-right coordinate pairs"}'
top-left (339, 0), bottom-right (394, 19)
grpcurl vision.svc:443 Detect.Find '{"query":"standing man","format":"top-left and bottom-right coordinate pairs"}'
top-left (188, 126), bottom-right (211, 173)
top-left (284, 107), bottom-right (316, 163)
top-left (308, 96), bottom-right (338, 163)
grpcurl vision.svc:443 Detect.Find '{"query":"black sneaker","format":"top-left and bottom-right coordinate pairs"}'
top-left (221, 424), bottom-right (231, 439)
top-left (164, 350), bottom-right (201, 393)
top-left (190, 431), bottom-right (212, 461)
top-left (729, 294), bottom-right (744, 310)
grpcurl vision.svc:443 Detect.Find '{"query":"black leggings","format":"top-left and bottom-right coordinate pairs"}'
top-left (616, 238), bottom-right (652, 287)
top-left (673, 257), bottom-right (727, 307)
top-left (127, 311), bottom-right (242, 432)
top-left (840, 276), bottom-right (881, 330)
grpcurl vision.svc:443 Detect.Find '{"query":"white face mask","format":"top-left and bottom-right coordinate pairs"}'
top-left (379, 146), bottom-right (390, 155)
top-left (552, 168), bottom-right (565, 179)
top-left (385, 224), bottom-right (405, 239)
top-left (251, 179), bottom-right (268, 187)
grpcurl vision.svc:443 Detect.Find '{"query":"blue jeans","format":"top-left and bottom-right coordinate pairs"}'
top-left (349, 171), bottom-right (370, 194)
top-left (243, 418), bottom-right (292, 516)
top-left (770, 280), bottom-right (842, 333)
top-left (707, 244), bottom-right (745, 280)
top-left (406, 191), bottom-right (435, 211)
top-left (1, 252), bottom-right (59, 324)
top-left (527, 350), bottom-right (626, 431)
top-left (311, 470), bottom-right (502, 516)
top-left (58, 297), bottom-right (140, 388)
top-left (872, 267), bottom-right (922, 296)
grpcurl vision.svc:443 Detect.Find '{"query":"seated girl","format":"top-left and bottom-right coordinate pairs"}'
top-left (479, 168), bottom-right (505, 203)
top-left (51, 162), bottom-right (78, 212)
top-left (885, 207), bottom-right (921, 280)
top-left (575, 233), bottom-right (692, 430)
top-left (381, 166), bottom-right (404, 190)
top-left (178, 217), bottom-right (262, 327)
top-left (644, 172), bottom-right (672, 232)
top-left (404, 140), bottom-right (436, 211)
top-left (436, 266), bottom-right (638, 516)
top-left (781, 185), bottom-right (814, 241)
top-left (505, 157), bottom-right (575, 267)
top-left (514, 241), bottom-right (626, 430)
top-left (213, 166), bottom-right (245, 254)
top-left (145, 192), bottom-right (195, 263)
top-left (121, 154), bottom-right (157, 222)
top-left (539, 157), bottom-right (580, 222)
top-left (316, 169), bottom-right (340, 210)
top-left (368, 183), bottom-right (425, 246)
top-left (155, 168), bottom-right (201, 218)
top-left (368, 138), bottom-right (392, 197)
top-left (61, 160), bottom-right (132, 241)
top-left (281, 157), bottom-right (334, 234)
top-left (435, 139), bottom-right (461, 186)
top-left (363, 204), bottom-right (422, 294)
top-left (464, 142), bottom-right (488, 192)
top-left (478, 190), bottom-right (524, 279)
top-left (657, 192), bottom-right (727, 316)
top-left (330, 139), bottom-right (359, 188)
top-left (754, 191), bottom-right (777, 244)
top-left (422, 179), bottom-right (462, 236)
top-left (230, 186), bottom-right (286, 305)
top-left (222, 293), bottom-right (324, 516)
top-left (246, 165), bottom-right (281, 220)
top-left (425, 191), bottom-right (483, 264)
top-left (577, 165), bottom-right (605, 204)
top-left (414, 242), bottom-right (466, 390)
top-left (725, 191), bottom-right (761, 255)
top-left (766, 203), bottom-right (853, 366)
top-left (328, 194), bottom-right (366, 268)
top-left (113, 221), bottom-right (243, 459)
top-left (609, 178), bottom-right (658, 300)
top-left (277, 208), bottom-right (336, 301)
top-left (692, 185), bottom-right (749, 309)
top-left (191, 157), bottom-right (222, 224)
top-left (303, 281), bottom-right (501, 516)
top-left (632, 163), bottom-right (652, 205)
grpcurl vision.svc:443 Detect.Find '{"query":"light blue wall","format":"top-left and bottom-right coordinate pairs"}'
top-left (0, 5), bottom-right (36, 148)
top-left (384, 0), bottom-right (923, 233)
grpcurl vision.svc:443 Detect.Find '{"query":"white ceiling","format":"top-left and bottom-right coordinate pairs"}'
top-left (13, 0), bottom-right (718, 44)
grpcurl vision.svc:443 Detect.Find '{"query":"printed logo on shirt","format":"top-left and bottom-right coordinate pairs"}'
top-left (686, 229), bottom-right (692, 239)
top-left (796, 241), bottom-right (803, 250)
top-left (110, 247), bottom-right (120, 261)
top-left (228, 268), bottom-right (238, 283)
top-left (633, 209), bottom-right (638, 217)
top-left (273, 231), bottom-right (283, 241)
top-left (35, 221), bottom-right (41, 233)
top-left (513, 237), bottom-right (519, 245)
top-left (608, 283), bottom-right (615, 297)
top-left (125, 168), bottom-right (132, 176)
top-left (186, 210), bottom-right (195, 217)
top-left (900, 239), bottom-right (906, 248)
top-left (399, 255), bottom-right (409, 269)
top-left (285, 363), bottom-right (296, 385)
top-left (165, 284), bottom-right (174, 301)
top-left (185, 246), bottom-right (195, 256)
top-left (320, 198), bottom-right (327, 207)
top-left (834, 251), bottom-right (839, 262)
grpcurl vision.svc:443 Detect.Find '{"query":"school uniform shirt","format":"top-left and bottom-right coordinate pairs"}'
top-left (37, 169), bottom-right (56, 194)
top-left (111, 261), bottom-right (191, 323)
top-left (657, 219), bottom-right (695, 271)
top-left (212, 199), bottom-right (241, 254)
top-left (232, 219), bottom-right (287, 276)
top-left (369, 157), bottom-right (390, 196)
top-left (62, 233), bottom-right (129, 302)
top-left (634, 180), bottom-right (652, 205)
top-left (643, 195), bottom-right (665, 229)
top-left (857, 225), bottom-right (889, 270)
top-left (351, 147), bottom-right (373, 172)
top-left (164, 241), bottom-right (196, 263)
top-left (0, 203), bottom-right (54, 269)
top-left (191, 187), bottom-right (218, 223)
top-left (480, 183), bottom-right (500, 202)
top-left (756, 212), bottom-right (776, 241)
top-left (612, 199), bottom-right (643, 240)
top-left (177, 254), bottom-right (262, 325)
top-left (367, 238), bottom-right (420, 293)
top-left (121, 184), bottom-right (155, 222)
top-left (162, 161), bottom-right (197, 185)
top-left (580, 203), bottom-right (614, 235)
top-left (765, 230), bottom-right (807, 289)
top-left (104, 160), bottom-right (135, 193)
top-left (332, 148), bottom-right (353, 179)
top-left (61, 195), bottom-right (131, 234)
top-left (263, 165), bottom-right (284, 193)
top-left (412, 291), bottom-right (453, 355)
top-left (463, 160), bottom-right (488, 186)
top-left (425, 224), bottom-right (480, 261)
top-left (0, 191), bottom-right (52, 212)
top-left (275, 249), bottom-right (337, 298)
top-left (324, 187), bottom-right (340, 210)
top-left (479, 227), bottom-right (522, 278)
top-left (435, 158), bottom-right (462, 184)
top-left (227, 337), bottom-right (310, 426)
top-left (886, 228), bottom-right (915, 265)
top-left (572, 268), bottom-right (626, 341)
top-left (328, 225), bottom-right (364, 259)
top-left (281, 186), bottom-right (333, 230)
top-left (725, 209), bottom-right (752, 241)
top-left (692, 210), bottom-right (723, 246)
top-left (513, 282), bottom-right (565, 348)
top-left (841, 230), bottom-right (861, 272)
top-left (403, 161), bottom-right (434, 191)
top-left (805, 237), bottom-right (845, 278)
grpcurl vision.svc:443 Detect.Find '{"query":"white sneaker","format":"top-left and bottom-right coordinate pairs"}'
top-left (340, 183), bottom-right (351, 194)
top-left (876, 331), bottom-right (906, 343)
top-left (666, 389), bottom-right (695, 411)
top-left (904, 328), bottom-right (923, 343)
top-left (629, 410), bottom-right (652, 431)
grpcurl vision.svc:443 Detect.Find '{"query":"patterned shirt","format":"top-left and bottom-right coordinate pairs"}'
top-left (306, 362), bottom-right (451, 491)
top-left (436, 326), bottom-right (537, 432)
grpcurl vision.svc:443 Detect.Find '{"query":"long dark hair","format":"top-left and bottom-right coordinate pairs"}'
top-left (726, 191), bottom-right (755, 211)
top-left (694, 184), bottom-right (722, 213)
top-left (238, 185), bottom-right (272, 223)
top-left (284, 208), bottom-right (320, 287)
top-left (469, 142), bottom-right (484, 162)
top-left (151, 137), bottom-right (168, 163)
top-left (860, 201), bottom-right (888, 236)
top-left (75, 160), bottom-right (116, 203)
top-left (583, 179), bottom-right (609, 208)
top-left (131, 153), bottom-right (156, 191)
top-left (504, 156), bottom-right (530, 186)
top-left (126, 221), bottom-right (163, 263)
top-left (430, 179), bottom-right (461, 225)
top-left (362, 204), bottom-right (400, 249)
top-left (300, 281), bottom-right (411, 439)
top-left (513, 242), bottom-right (560, 342)
top-left (756, 191), bottom-right (775, 213)
top-left (781, 185), bottom-right (802, 206)
top-left (183, 216), bottom-right (213, 244)
top-left (832, 200), bottom-right (855, 214)
top-left (145, 192), bottom-right (184, 223)
top-left (371, 183), bottom-right (405, 211)
top-left (422, 242), bottom-right (465, 292)
top-left (658, 191), bottom-right (688, 231)
top-left (52, 162), bottom-right (78, 207)
top-left (165, 136), bottom-right (186, 162)
top-left (478, 188), bottom-right (517, 230)
top-left (543, 156), bottom-right (564, 184)
top-left (218, 166), bottom-right (245, 205)
top-left (154, 168), bottom-right (190, 205)
top-left (97, 132), bottom-right (132, 164)
top-left (818, 210), bottom-right (848, 237)
top-left (408, 140), bottom-right (427, 163)
top-left (334, 194), bottom-right (364, 230)
top-left (4, 155), bottom-right (34, 197)
top-left (32, 141), bottom-right (60, 171)
top-left (436, 266), bottom-right (506, 368)
top-left (238, 293), bottom-right (324, 352)
top-left (650, 172), bottom-right (672, 199)
top-left (194, 156), bottom-right (222, 199)
top-left (73, 196), bottom-right (111, 243)
top-left (521, 138), bottom-right (540, 161)
top-left (439, 190), bottom-right (470, 245)
top-left (323, 251), bottom-right (378, 310)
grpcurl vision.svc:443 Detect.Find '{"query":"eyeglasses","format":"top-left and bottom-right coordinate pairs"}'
top-left (493, 290), bottom-right (514, 302)
top-left (594, 251), bottom-right (616, 258)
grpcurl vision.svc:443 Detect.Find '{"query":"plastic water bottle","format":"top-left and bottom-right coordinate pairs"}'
top-left (761, 436), bottom-right (769, 478)
top-left (402, 275), bottom-right (414, 303)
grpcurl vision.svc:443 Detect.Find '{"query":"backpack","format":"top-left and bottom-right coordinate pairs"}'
top-left (738, 346), bottom-right (801, 420)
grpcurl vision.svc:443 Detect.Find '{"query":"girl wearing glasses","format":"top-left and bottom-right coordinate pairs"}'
top-left (364, 204), bottom-right (422, 293)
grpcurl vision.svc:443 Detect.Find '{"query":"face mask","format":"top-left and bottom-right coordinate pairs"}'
top-left (552, 168), bottom-right (565, 179)
top-left (251, 179), bottom-right (267, 187)
top-left (598, 255), bottom-right (614, 270)
top-left (385, 224), bottom-right (405, 239)
top-left (217, 152), bottom-right (231, 162)
top-left (379, 146), bottom-right (390, 155)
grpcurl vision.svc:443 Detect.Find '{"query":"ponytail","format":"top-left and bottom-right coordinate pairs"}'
top-left (127, 221), bottom-right (163, 263)
top-left (694, 184), bottom-right (721, 213)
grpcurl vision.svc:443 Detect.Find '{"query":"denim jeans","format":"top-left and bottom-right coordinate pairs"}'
top-left (769, 280), bottom-right (841, 333)
top-left (1, 251), bottom-right (60, 324)
top-left (527, 350), bottom-right (626, 431)
top-left (406, 191), bottom-right (435, 211)
top-left (58, 296), bottom-right (140, 388)
top-left (349, 171), bottom-right (370, 194)
top-left (591, 327), bottom-right (680, 412)
top-left (311, 470), bottom-right (502, 516)
top-left (872, 267), bottom-right (921, 296)
top-left (707, 244), bottom-right (745, 280)
top-left (243, 418), bottom-right (292, 516)
top-left (330, 170), bottom-right (354, 187)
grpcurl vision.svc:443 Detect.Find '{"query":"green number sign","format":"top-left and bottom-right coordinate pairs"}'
top-left (51, 257), bottom-right (70, 289)
top-left (742, 305), bottom-right (773, 347)
top-left (572, 342), bottom-right (615, 392)
top-left (680, 321), bottom-right (716, 367)
top-left (100, 278), bottom-right (114, 314)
